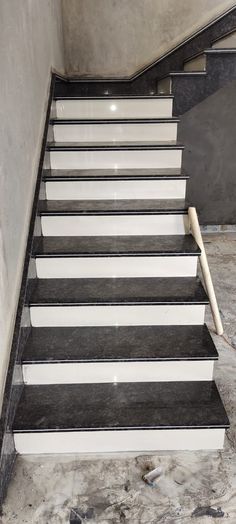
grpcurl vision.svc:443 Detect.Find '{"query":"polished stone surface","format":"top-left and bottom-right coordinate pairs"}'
top-left (39, 199), bottom-right (188, 215)
top-left (33, 234), bottom-right (200, 257)
top-left (47, 141), bottom-right (183, 151)
top-left (13, 381), bottom-right (229, 432)
top-left (22, 324), bottom-right (217, 364)
top-left (45, 167), bottom-right (187, 180)
top-left (2, 190), bottom-right (236, 524)
top-left (51, 117), bottom-right (180, 124)
top-left (28, 277), bottom-right (208, 306)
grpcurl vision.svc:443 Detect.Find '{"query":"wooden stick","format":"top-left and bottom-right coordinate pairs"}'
top-left (188, 207), bottom-right (223, 336)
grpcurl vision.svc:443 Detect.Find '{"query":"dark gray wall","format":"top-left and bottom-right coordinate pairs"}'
top-left (178, 79), bottom-right (236, 224)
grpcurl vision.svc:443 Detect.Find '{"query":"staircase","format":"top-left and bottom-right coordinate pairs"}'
top-left (12, 93), bottom-right (229, 454)
top-left (158, 31), bottom-right (236, 114)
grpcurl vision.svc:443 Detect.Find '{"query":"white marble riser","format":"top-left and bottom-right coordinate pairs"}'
top-left (23, 360), bottom-right (214, 385)
top-left (41, 214), bottom-right (189, 237)
top-left (30, 304), bottom-right (205, 327)
top-left (45, 179), bottom-right (186, 200)
top-left (49, 149), bottom-right (182, 170)
top-left (53, 122), bottom-right (178, 143)
top-left (35, 255), bottom-right (197, 278)
top-left (14, 428), bottom-right (225, 454)
top-left (56, 98), bottom-right (173, 119)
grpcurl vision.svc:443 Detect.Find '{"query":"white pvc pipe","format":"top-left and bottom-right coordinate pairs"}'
top-left (188, 207), bottom-right (223, 336)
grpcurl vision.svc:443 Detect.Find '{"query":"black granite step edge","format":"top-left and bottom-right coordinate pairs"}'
top-left (12, 381), bottom-right (230, 432)
top-left (50, 118), bottom-right (180, 125)
top-left (205, 48), bottom-right (236, 53)
top-left (47, 142), bottom-right (184, 152)
top-left (39, 199), bottom-right (189, 216)
top-left (43, 168), bottom-right (189, 181)
top-left (27, 277), bottom-right (209, 306)
top-left (22, 324), bottom-right (218, 364)
top-left (170, 71), bottom-right (207, 76)
top-left (53, 95), bottom-right (174, 100)
top-left (44, 174), bottom-right (189, 181)
top-left (33, 235), bottom-right (200, 258)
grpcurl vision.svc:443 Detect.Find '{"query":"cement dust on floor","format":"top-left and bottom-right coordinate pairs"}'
top-left (2, 233), bottom-right (236, 524)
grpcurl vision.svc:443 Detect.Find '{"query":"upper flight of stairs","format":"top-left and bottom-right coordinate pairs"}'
top-left (157, 31), bottom-right (236, 114)
top-left (13, 93), bottom-right (229, 454)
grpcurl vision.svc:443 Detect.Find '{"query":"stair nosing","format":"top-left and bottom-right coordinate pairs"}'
top-left (47, 142), bottom-right (184, 152)
top-left (44, 175), bottom-right (189, 181)
top-left (33, 234), bottom-right (200, 258)
top-left (54, 95), bottom-right (174, 100)
top-left (50, 118), bottom-right (180, 125)
top-left (39, 200), bottom-right (189, 216)
top-left (23, 356), bottom-right (217, 364)
top-left (170, 71), bottom-right (207, 76)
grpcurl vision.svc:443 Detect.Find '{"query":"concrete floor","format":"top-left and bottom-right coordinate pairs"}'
top-left (2, 233), bottom-right (236, 524)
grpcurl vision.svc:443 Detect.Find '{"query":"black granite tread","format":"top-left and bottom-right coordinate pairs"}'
top-left (33, 235), bottom-right (200, 258)
top-left (54, 95), bottom-right (174, 100)
top-left (39, 199), bottom-right (188, 215)
top-left (47, 141), bottom-right (184, 151)
top-left (170, 71), bottom-right (207, 76)
top-left (205, 48), bottom-right (236, 53)
top-left (22, 324), bottom-right (218, 364)
top-left (51, 118), bottom-right (180, 124)
top-left (44, 168), bottom-right (189, 181)
top-left (13, 381), bottom-right (229, 432)
top-left (28, 277), bottom-right (208, 306)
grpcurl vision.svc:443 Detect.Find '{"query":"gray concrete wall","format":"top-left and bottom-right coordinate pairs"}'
top-left (0, 1), bottom-right (65, 408)
top-left (62, 0), bottom-right (235, 77)
top-left (178, 79), bottom-right (236, 224)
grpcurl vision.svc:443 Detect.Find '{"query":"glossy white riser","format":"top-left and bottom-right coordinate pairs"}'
top-left (36, 256), bottom-right (197, 278)
top-left (56, 98), bottom-right (173, 119)
top-left (45, 179), bottom-right (186, 200)
top-left (53, 122), bottom-right (178, 143)
top-left (41, 215), bottom-right (189, 237)
top-left (30, 304), bottom-right (205, 327)
top-left (23, 360), bottom-right (214, 385)
top-left (14, 428), bottom-right (225, 454)
top-left (49, 149), bottom-right (182, 170)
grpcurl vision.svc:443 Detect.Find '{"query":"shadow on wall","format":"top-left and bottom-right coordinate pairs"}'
top-left (178, 78), bottom-right (236, 225)
top-left (61, 0), bottom-right (236, 77)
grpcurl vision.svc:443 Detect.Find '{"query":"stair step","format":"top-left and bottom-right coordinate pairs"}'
top-left (55, 96), bottom-right (174, 120)
top-left (51, 118), bottom-right (179, 143)
top-left (48, 141), bottom-right (183, 170)
top-left (22, 325), bottom-right (217, 384)
top-left (44, 167), bottom-right (187, 200)
top-left (28, 277), bottom-right (207, 328)
top-left (33, 234), bottom-right (200, 256)
top-left (39, 199), bottom-right (188, 215)
top-left (22, 324), bottom-right (217, 363)
top-left (39, 200), bottom-right (189, 237)
top-left (47, 141), bottom-right (183, 150)
top-left (13, 381), bottom-right (229, 453)
top-left (212, 30), bottom-right (236, 49)
top-left (28, 277), bottom-right (208, 306)
top-left (43, 168), bottom-right (189, 181)
top-left (183, 54), bottom-right (206, 72)
top-left (34, 235), bottom-right (199, 278)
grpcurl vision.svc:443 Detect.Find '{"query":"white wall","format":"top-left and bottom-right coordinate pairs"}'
top-left (0, 0), bottom-right (65, 408)
top-left (62, 0), bottom-right (236, 77)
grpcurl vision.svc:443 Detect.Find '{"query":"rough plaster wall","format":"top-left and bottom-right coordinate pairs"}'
top-left (0, 0), bottom-right (65, 408)
top-left (62, 0), bottom-right (236, 77)
top-left (178, 78), bottom-right (236, 224)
